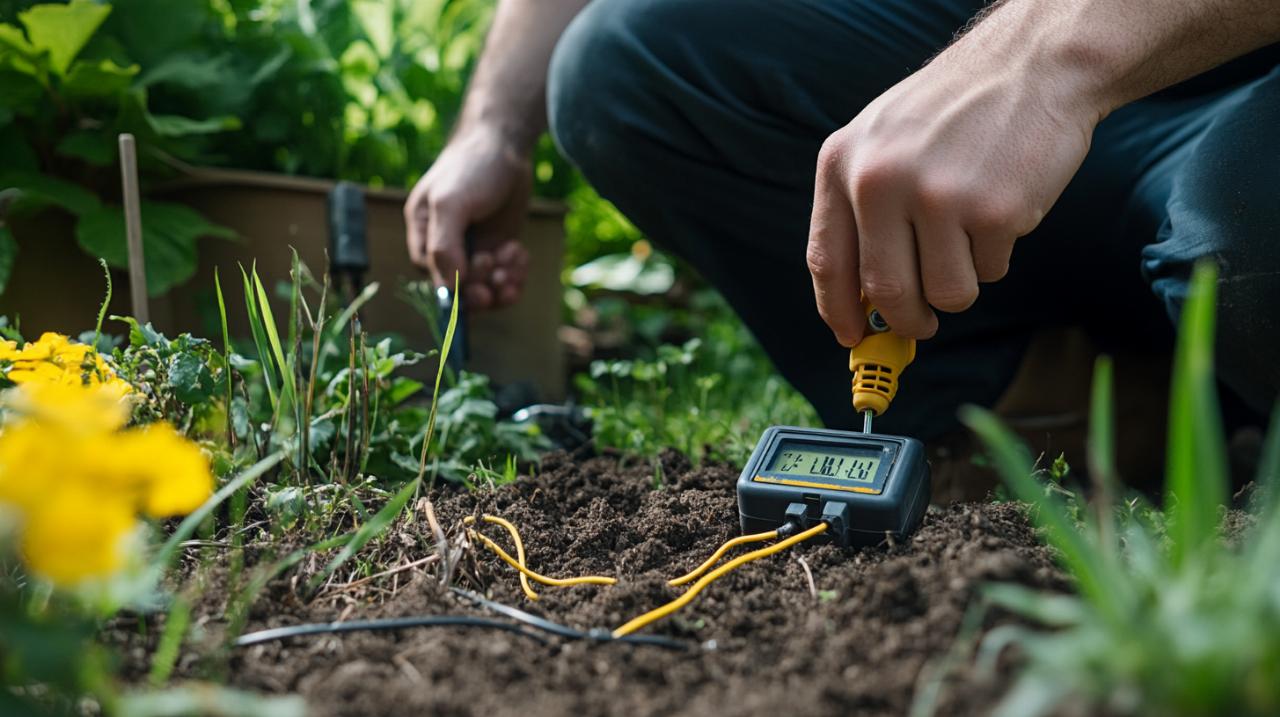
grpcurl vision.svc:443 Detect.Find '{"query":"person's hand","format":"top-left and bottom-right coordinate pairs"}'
top-left (405, 126), bottom-right (533, 309)
top-left (807, 37), bottom-right (1101, 346)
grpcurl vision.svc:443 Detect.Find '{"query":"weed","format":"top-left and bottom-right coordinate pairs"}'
top-left (960, 262), bottom-right (1280, 717)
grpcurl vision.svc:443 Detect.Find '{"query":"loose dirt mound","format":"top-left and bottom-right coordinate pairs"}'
top-left (224, 452), bottom-right (1065, 716)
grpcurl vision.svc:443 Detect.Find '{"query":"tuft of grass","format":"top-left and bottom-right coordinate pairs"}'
top-left (959, 261), bottom-right (1280, 717)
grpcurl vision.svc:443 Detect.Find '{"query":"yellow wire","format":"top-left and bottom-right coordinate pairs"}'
top-left (465, 515), bottom-right (617, 594)
top-left (613, 522), bottom-right (829, 638)
top-left (464, 515), bottom-right (538, 600)
top-left (667, 530), bottom-right (779, 586)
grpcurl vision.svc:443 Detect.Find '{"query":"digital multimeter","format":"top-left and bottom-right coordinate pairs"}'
top-left (737, 426), bottom-right (930, 547)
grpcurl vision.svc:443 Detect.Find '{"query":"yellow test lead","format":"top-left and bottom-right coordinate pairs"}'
top-left (667, 529), bottom-right (779, 586)
top-left (613, 522), bottom-right (829, 638)
top-left (465, 514), bottom-right (617, 596)
top-left (464, 514), bottom-right (538, 600)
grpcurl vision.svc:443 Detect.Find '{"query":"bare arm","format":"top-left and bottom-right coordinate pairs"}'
top-left (809, 0), bottom-right (1280, 346)
top-left (406, 0), bottom-right (589, 308)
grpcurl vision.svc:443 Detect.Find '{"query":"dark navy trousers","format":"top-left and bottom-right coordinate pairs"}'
top-left (548, 0), bottom-right (1280, 439)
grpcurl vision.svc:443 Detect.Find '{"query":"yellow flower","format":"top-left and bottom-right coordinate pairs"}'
top-left (0, 381), bottom-right (212, 587)
top-left (0, 332), bottom-right (131, 394)
top-left (21, 486), bottom-right (136, 585)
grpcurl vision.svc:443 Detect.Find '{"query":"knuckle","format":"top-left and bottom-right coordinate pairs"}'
top-left (965, 196), bottom-right (1020, 235)
top-left (975, 258), bottom-right (1010, 283)
top-left (861, 273), bottom-right (908, 305)
top-left (805, 244), bottom-right (836, 281)
top-left (816, 134), bottom-right (847, 176)
top-left (925, 281), bottom-right (979, 312)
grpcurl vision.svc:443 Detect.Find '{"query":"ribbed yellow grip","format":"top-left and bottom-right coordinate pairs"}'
top-left (850, 305), bottom-right (916, 417)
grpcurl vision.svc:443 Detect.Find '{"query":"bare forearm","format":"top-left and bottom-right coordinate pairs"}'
top-left (961, 0), bottom-right (1280, 121)
top-left (458, 0), bottom-right (590, 151)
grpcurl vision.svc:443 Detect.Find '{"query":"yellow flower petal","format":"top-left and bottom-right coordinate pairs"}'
top-left (122, 423), bottom-right (214, 517)
top-left (22, 488), bottom-right (136, 586)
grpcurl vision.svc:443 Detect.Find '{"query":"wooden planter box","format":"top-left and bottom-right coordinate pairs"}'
top-left (0, 167), bottom-right (568, 400)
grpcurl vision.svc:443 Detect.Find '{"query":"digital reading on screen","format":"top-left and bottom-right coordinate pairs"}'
top-left (766, 443), bottom-right (881, 483)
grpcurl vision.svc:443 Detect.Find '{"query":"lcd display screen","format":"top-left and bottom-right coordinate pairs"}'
top-left (766, 443), bottom-right (881, 483)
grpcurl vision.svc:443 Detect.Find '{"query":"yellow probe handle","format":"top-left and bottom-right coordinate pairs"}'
top-left (850, 304), bottom-right (916, 417)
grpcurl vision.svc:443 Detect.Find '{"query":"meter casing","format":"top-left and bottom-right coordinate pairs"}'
top-left (737, 426), bottom-right (930, 547)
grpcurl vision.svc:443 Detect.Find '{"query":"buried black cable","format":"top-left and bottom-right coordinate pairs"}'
top-left (234, 615), bottom-right (547, 648)
top-left (450, 587), bottom-right (691, 651)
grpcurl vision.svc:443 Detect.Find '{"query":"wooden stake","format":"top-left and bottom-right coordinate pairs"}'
top-left (118, 134), bottom-right (149, 324)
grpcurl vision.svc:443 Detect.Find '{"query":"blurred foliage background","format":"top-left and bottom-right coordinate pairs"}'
top-left (0, 0), bottom-right (816, 451)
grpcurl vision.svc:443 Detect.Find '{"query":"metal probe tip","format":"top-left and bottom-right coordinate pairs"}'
top-left (862, 410), bottom-right (873, 434)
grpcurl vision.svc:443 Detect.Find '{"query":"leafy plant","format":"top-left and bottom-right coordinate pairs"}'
top-left (0, 0), bottom-right (236, 296)
top-left (960, 262), bottom-right (1280, 717)
top-left (577, 305), bottom-right (818, 465)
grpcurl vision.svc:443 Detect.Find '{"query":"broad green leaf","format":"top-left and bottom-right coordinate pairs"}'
top-left (62, 57), bottom-right (138, 99)
top-left (0, 23), bottom-right (45, 77)
top-left (18, 0), bottom-right (111, 77)
top-left (0, 226), bottom-right (15, 295)
top-left (149, 113), bottom-right (241, 137)
top-left (167, 351), bottom-right (215, 405)
top-left (1165, 262), bottom-right (1228, 567)
top-left (110, 315), bottom-right (167, 349)
top-left (0, 169), bottom-right (101, 215)
top-left (75, 201), bottom-right (234, 296)
top-left (55, 129), bottom-right (113, 166)
top-left (352, 0), bottom-right (394, 58)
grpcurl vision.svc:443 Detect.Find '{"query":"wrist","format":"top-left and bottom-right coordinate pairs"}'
top-left (953, 0), bottom-right (1119, 125)
top-left (456, 95), bottom-right (541, 156)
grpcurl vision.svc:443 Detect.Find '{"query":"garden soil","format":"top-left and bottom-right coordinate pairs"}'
top-left (164, 452), bottom-right (1069, 716)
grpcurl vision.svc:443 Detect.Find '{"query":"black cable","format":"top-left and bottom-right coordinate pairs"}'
top-left (450, 587), bottom-right (691, 651)
top-left (234, 615), bottom-right (547, 647)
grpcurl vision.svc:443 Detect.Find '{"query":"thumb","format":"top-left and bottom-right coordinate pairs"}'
top-left (426, 203), bottom-right (469, 289)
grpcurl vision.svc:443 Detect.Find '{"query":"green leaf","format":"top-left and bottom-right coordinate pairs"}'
top-left (0, 169), bottom-right (101, 215)
top-left (352, 1), bottom-right (394, 58)
top-left (239, 264), bottom-right (278, 410)
top-left (1165, 261), bottom-right (1228, 567)
top-left (148, 113), bottom-right (241, 137)
top-left (110, 314), bottom-right (167, 348)
top-left (55, 129), bottom-right (113, 166)
top-left (252, 267), bottom-right (296, 410)
top-left (75, 201), bottom-right (235, 296)
top-left (0, 23), bottom-right (45, 76)
top-left (0, 226), bottom-right (16, 295)
top-left (62, 57), bottom-right (138, 99)
top-left (18, 0), bottom-right (111, 77)
top-left (168, 351), bottom-right (215, 405)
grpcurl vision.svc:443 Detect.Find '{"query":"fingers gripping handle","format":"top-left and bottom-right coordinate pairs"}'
top-left (850, 304), bottom-right (916, 418)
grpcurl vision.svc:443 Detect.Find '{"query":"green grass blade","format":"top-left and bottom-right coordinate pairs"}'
top-left (148, 594), bottom-right (190, 686)
top-left (961, 406), bottom-right (1123, 621)
top-left (306, 478), bottom-right (418, 593)
top-left (1087, 355), bottom-right (1118, 552)
top-left (240, 263), bottom-right (278, 410)
top-left (214, 268), bottom-right (234, 450)
top-left (93, 258), bottom-right (111, 348)
top-left (1165, 261), bottom-right (1228, 567)
top-left (252, 266), bottom-right (296, 411)
top-left (328, 281), bottom-right (380, 338)
top-left (417, 272), bottom-right (461, 489)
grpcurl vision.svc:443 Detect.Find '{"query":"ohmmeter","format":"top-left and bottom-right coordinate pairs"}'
top-left (737, 426), bottom-right (930, 547)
